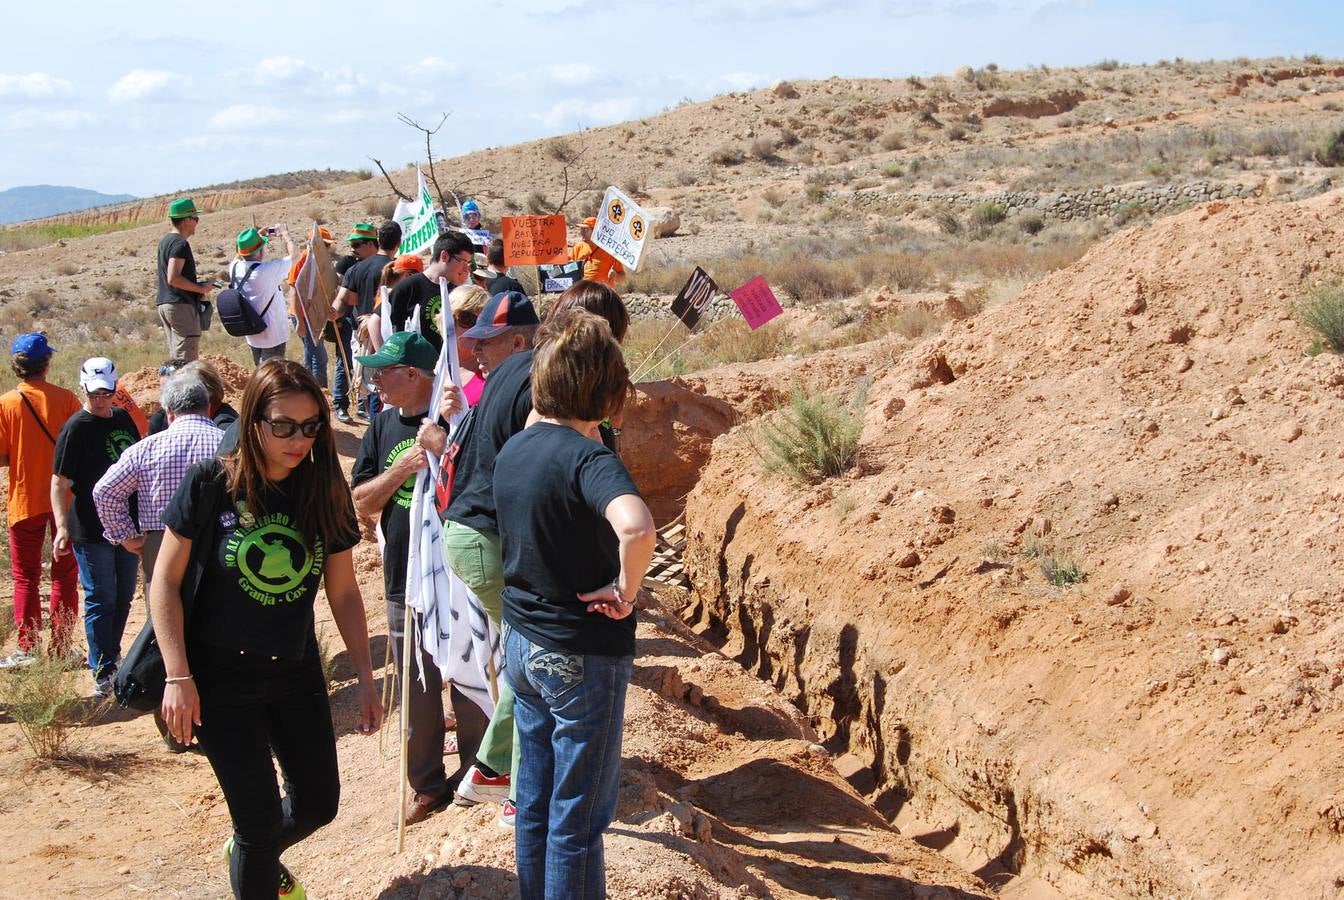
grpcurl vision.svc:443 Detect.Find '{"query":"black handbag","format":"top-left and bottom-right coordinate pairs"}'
top-left (114, 470), bottom-right (224, 711)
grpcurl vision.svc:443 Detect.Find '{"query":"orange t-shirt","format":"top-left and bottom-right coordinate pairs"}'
top-left (111, 385), bottom-right (149, 437)
top-left (0, 380), bottom-right (82, 523)
top-left (570, 240), bottom-right (624, 286)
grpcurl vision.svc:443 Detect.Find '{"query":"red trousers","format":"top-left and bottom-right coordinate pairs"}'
top-left (9, 513), bottom-right (79, 652)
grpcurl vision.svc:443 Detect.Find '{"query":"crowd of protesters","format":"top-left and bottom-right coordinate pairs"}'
top-left (0, 194), bottom-right (645, 900)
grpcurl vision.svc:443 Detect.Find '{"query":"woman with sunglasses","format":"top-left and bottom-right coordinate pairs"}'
top-left (152, 359), bottom-right (382, 899)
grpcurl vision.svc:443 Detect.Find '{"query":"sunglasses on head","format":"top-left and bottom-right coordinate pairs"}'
top-left (261, 417), bottom-right (323, 439)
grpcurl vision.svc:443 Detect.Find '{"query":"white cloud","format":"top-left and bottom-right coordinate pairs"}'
top-left (0, 73), bottom-right (74, 100)
top-left (208, 104), bottom-right (286, 131)
top-left (532, 97), bottom-right (645, 130)
top-left (416, 56), bottom-right (460, 77)
top-left (546, 64), bottom-right (600, 86)
top-left (718, 71), bottom-right (767, 91)
top-left (6, 109), bottom-right (97, 130)
top-left (257, 56), bottom-right (319, 83)
top-left (108, 69), bottom-right (187, 103)
top-left (689, 0), bottom-right (835, 17)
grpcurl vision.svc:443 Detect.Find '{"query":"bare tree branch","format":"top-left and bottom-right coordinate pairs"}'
top-left (366, 156), bottom-right (411, 202)
top-left (550, 144), bottom-right (600, 215)
top-left (398, 112), bottom-right (452, 215)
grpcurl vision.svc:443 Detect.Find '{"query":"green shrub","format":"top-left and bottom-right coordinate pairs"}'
top-left (1313, 127), bottom-right (1344, 167)
top-left (709, 145), bottom-right (746, 166)
top-left (0, 641), bottom-right (87, 759)
top-left (881, 164), bottom-right (904, 178)
top-left (969, 202), bottom-right (1006, 228)
top-left (757, 387), bottom-right (864, 484)
top-left (1294, 282), bottom-right (1344, 351)
top-left (1040, 555), bottom-right (1085, 586)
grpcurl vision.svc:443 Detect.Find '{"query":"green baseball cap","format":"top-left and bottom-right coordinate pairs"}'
top-left (346, 222), bottom-right (378, 243)
top-left (356, 331), bottom-right (438, 372)
top-left (168, 197), bottom-right (200, 220)
top-left (236, 227), bottom-right (268, 255)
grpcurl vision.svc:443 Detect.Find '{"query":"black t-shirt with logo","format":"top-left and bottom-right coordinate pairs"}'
top-left (387, 273), bottom-right (444, 353)
top-left (444, 349), bottom-right (533, 534)
top-left (53, 408), bottom-right (140, 545)
top-left (156, 233), bottom-right (198, 305)
top-left (351, 409), bottom-right (421, 602)
top-left (163, 459), bottom-right (360, 659)
top-left (342, 254), bottom-right (392, 317)
top-left (495, 423), bottom-right (641, 657)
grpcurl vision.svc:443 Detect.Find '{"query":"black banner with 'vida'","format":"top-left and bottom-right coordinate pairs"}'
top-left (670, 266), bottom-right (720, 331)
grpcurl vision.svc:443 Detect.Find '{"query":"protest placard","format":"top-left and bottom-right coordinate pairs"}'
top-left (670, 266), bottom-right (721, 331)
top-left (539, 261), bottom-right (584, 293)
top-left (592, 186), bottom-right (651, 271)
top-left (461, 227), bottom-right (492, 249)
top-left (501, 215), bottom-right (568, 266)
top-left (729, 276), bottom-right (784, 330)
top-left (392, 169), bottom-right (442, 256)
top-left (294, 222), bottom-right (337, 336)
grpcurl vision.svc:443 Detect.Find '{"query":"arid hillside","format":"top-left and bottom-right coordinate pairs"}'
top-left (678, 189), bottom-right (1344, 898)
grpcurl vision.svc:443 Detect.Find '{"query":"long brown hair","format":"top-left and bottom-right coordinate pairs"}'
top-left (221, 359), bottom-right (353, 548)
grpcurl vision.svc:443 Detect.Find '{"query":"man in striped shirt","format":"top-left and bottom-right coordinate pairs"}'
top-left (93, 372), bottom-right (223, 587)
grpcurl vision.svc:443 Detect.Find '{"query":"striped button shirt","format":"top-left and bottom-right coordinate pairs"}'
top-left (92, 414), bottom-right (224, 543)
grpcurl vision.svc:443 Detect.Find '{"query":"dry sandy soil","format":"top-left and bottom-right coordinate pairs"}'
top-left (2, 57), bottom-right (1344, 899)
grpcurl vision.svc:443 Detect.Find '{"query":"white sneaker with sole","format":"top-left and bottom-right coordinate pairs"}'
top-left (453, 764), bottom-right (511, 806)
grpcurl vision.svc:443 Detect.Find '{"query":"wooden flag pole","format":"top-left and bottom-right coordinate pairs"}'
top-left (396, 602), bottom-right (414, 852)
top-left (629, 319), bottom-right (686, 383)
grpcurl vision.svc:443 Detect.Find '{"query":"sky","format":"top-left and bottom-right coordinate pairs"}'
top-left (2, 0), bottom-right (1340, 197)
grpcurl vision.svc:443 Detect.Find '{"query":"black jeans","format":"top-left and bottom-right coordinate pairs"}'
top-left (193, 644), bottom-right (338, 900)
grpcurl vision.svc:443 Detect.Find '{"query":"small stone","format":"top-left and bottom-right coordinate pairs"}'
top-left (931, 504), bottom-right (955, 524)
top-left (118, 867), bottom-right (131, 876)
top-left (1175, 355), bottom-right (1194, 373)
top-left (895, 551), bottom-right (921, 568)
top-left (1107, 587), bottom-right (1132, 606)
top-left (1280, 423), bottom-right (1303, 443)
top-left (1226, 682), bottom-right (1245, 695)
top-left (1211, 647), bottom-right (1233, 666)
top-left (1210, 405), bottom-right (1226, 421)
top-left (884, 397), bottom-right (906, 419)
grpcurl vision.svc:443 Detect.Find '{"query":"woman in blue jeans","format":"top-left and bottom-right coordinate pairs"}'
top-left (494, 309), bottom-right (655, 900)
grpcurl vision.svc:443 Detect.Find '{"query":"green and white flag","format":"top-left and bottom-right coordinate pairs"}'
top-left (393, 168), bottom-right (442, 256)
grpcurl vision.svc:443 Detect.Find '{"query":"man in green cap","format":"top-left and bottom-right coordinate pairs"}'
top-left (156, 198), bottom-right (215, 366)
top-left (228, 224), bottom-right (295, 365)
top-left (329, 221), bottom-right (400, 423)
top-left (351, 332), bottom-right (483, 826)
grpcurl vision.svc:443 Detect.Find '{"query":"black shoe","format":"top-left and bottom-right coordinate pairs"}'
top-left (335, 409), bottom-right (354, 425)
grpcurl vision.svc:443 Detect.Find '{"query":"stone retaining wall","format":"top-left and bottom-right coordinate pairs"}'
top-left (848, 179), bottom-right (1257, 221)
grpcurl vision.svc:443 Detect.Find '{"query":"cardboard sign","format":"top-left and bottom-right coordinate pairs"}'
top-left (294, 221), bottom-right (338, 336)
top-left (392, 168), bottom-right (442, 256)
top-left (501, 215), bottom-right (567, 266)
top-left (461, 227), bottom-right (492, 248)
top-left (670, 266), bottom-right (721, 331)
top-left (540, 261), bottom-right (584, 293)
top-left (730, 276), bottom-right (784, 330)
top-left (592, 186), bottom-right (651, 271)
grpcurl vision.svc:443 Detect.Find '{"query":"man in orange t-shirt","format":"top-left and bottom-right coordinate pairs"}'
top-left (0, 333), bottom-right (82, 663)
top-left (569, 216), bottom-right (624, 287)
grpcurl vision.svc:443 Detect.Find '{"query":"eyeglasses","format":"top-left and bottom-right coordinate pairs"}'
top-left (452, 254), bottom-right (474, 265)
top-left (370, 365), bottom-right (411, 381)
top-left (87, 389), bottom-right (114, 399)
top-left (262, 417), bottom-right (323, 439)
top-left (351, 239), bottom-right (373, 248)
top-left (157, 365), bottom-right (177, 377)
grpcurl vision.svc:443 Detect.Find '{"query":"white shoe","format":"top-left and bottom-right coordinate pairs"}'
top-left (0, 650), bottom-right (35, 669)
top-left (453, 765), bottom-right (511, 806)
top-left (92, 674), bottom-right (115, 698)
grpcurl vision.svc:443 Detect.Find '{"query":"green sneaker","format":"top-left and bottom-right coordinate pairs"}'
top-left (222, 836), bottom-right (306, 898)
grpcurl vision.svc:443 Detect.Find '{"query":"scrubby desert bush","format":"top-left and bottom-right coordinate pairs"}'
top-left (750, 137), bottom-right (778, 161)
top-left (757, 387), bottom-right (864, 484)
top-left (1040, 554), bottom-right (1086, 586)
top-left (1017, 212), bottom-right (1045, 235)
top-left (969, 202), bottom-right (1007, 228)
top-left (709, 146), bottom-right (746, 166)
top-left (100, 279), bottom-right (127, 300)
top-left (525, 191), bottom-right (553, 215)
top-left (56, 262), bottom-right (79, 277)
top-left (1314, 127), bottom-right (1344, 167)
top-left (881, 164), bottom-right (904, 178)
top-left (363, 196), bottom-right (397, 219)
top-left (0, 640), bottom-right (87, 760)
top-left (879, 131), bottom-right (905, 152)
top-left (1295, 281), bottom-right (1344, 351)
top-left (546, 137), bottom-right (575, 162)
top-left (931, 207), bottom-right (961, 235)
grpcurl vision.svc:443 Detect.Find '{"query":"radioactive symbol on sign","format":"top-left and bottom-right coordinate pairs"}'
top-left (608, 198), bottom-right (626, 224)
top-left (629, 215), bottom-right (645, 242)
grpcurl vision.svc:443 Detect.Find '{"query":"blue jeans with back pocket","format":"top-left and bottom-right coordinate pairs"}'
top-left (504, 625), bottom-right (632, 900)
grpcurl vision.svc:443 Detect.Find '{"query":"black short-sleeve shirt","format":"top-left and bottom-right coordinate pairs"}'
top-left (495, 423), bottom-right (641, 657)
top-left (162, 459), bottom-right (360, 659)
top-left (156, 233), bottom-right (198, 305)
top-left (444, 349), bottom-right (533, 533)
top-left (486, 273), bottom-right (529, 298)
top-left (351, 409), bottom-right (421, 602)
top-left (53, 408), bottom-right (140, 544)
top-left (387, 273), bottom-right (444, 353)
top-left (342, 254), bottom-right (392, 317)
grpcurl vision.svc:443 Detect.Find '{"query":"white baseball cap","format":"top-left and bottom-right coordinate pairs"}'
top-left (79, 357), bottom-right (118, 393)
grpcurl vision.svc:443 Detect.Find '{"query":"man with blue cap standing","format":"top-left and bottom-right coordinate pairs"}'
top-left (0, 334), bottom-right (82, 666)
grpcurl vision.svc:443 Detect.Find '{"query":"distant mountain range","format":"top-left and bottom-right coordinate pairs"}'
top-left (0, 185), bottom-right (137, 225)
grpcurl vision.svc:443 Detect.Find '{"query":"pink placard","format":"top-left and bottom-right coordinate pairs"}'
top-left (729, 276), bottom-right (784, 330)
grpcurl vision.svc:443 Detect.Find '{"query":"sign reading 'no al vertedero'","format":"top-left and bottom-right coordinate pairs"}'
top-left (593, 186), bottom-right (651, 271)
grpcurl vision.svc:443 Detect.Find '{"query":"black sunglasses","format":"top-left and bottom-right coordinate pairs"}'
top-left (261, 417), bottom-right (323, 439)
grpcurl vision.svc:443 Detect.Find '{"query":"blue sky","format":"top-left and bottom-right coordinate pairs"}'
top-left (2, 0), bottom-right (1339, 196)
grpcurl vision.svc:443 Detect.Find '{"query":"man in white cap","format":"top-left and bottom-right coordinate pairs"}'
top-left (51, 358), bottom-right (141, 695)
